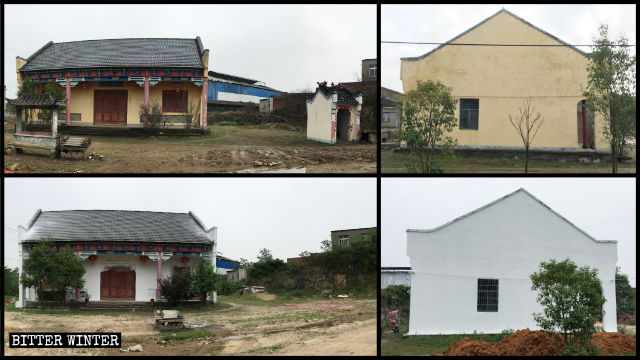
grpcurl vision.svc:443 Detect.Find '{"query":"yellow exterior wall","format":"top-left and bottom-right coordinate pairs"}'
top-left (400, 11), bottom-right (608, 150)
top-left (40, 81), bottom-right (203, 126)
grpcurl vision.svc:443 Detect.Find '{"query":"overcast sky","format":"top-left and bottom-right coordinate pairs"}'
top-left (3, 4), bottom-right (376, 98)
top-left (382, 178), bottom-right (636, 287)
top-left (382, 4), bottom-right (637, 93)
top-left (3, 178), bottom-right (376, 270)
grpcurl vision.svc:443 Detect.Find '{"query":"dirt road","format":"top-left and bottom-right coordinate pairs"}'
top-left (4, 297), bottom-right (376, 356)
top-left (4, 127), bottom-right (377, 173)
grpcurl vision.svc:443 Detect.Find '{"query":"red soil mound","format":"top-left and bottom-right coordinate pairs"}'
top-left (591, 332), bottom-right (636, 355)
top-left (442, 329), bottom-right (635, 356)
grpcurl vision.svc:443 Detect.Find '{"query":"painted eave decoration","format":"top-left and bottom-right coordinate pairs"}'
top-left (307, 82), bottom-right (362, 104)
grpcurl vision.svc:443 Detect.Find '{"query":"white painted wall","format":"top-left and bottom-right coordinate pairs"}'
top-left (381, 271), bottom-right (412, 289)
top-left (407, 190), bottom-right (617, 335)
top-left (306, 93), bottom-right (334, 143)
top-left (217, 92), bottom-right (265, 103)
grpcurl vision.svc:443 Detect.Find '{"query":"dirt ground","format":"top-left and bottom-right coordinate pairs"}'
top-left (4, 297), bottom-right (376, 356)
top-left (442, 328), bottom-right (636, 356)
top-left (3, 127), bottom-right (377, 173)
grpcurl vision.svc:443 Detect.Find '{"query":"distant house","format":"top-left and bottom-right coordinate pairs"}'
top-left (306, 82), bottom-right (362, 144)
top-left (400, 9), bottom-right (608, 151)
top-left (208, 71), bottom-right (281, 113)
top-left (381, 87), bottom-right (402, 129)
top-left (215, 255), bottom-right (237, 276)
top-left (16, 210), bottom-right (217, 307)
top-left (330, 227), bottom-right (376, 249)
top-left (381, 267), bottom-right (411, 289)
top-left (361, 58), bottom-right (377, 82)
top-left (406, 188), bottom-right (617, 335)
top-left (16, 37), bottom-right (210, 128)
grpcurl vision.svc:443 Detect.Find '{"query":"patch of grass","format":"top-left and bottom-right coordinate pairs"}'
top-left (381, 149), bottom-right (636, 173)
top-left (381, 332), bottom-right (505, 356)
top-left (247, 344), bottom-right (284, 354)
top-left (205, 344), bottom-right (225, 355)
top-left (217, 121), bottom-right (237, 126)
top-left (161, 329), bottom-right (214, 341)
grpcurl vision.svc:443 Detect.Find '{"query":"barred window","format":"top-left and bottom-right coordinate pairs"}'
top-left (460, 99), bottom-right (479, 129)
top-left (477, 278), bottom-right (499, 312)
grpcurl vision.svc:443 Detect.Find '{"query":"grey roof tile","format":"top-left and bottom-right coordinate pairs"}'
top-left (21, 210), bottom-right (213, 243)
top-left (21, 38), bottom-right (204, 72)
top-left (7, 94), bottom-right (65, 108)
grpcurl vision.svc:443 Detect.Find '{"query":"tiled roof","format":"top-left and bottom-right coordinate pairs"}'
top-left (310, 83), bottom-right (361, 104)
top-left (21, 210), bottom-right (214, 243)
top-left (20, 38), bottom-right (204, 72)
top-left (7, 94), bottom-right (65, 108)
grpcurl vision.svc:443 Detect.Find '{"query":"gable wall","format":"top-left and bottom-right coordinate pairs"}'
top-left (306, 94), bottom-right (334, 143)
top-left (401, 12), bottom-right (607, 150)
top-left (406, 191), bottom-right (617, 334)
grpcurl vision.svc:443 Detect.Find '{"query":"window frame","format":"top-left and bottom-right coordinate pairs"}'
top-left (477, 278), bottom-right (499, 312)
top-left (338, 235), bottom-right (349, 246)
top-left (162, 90), bottom-right (188, 113)
top-left (460, 98), bottom-right (479, 130)
top-left (368, 64), bottom-right (377, 78)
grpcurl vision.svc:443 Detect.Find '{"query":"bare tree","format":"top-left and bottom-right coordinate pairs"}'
top-left (509, 98), bottom-right (544, 173)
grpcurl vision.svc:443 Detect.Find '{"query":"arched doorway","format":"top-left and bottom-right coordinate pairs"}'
top-left (577, 100), bottom-right (595, 148)
top-left (336, 108), bottom-right (351, 142)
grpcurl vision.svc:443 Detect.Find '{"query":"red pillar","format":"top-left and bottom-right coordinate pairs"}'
top-left (581, 100), bottom-right (588, 147)
top-left (75, 250), bottom-right (81, 300)
top-left (156, 251), bottom-right (162, 300)
top-left (66, 78), bottom-right (71, 124)
top-left (202, 78), bottom-right (208, 129)
top-left (144, 75), bottom-right (150, 126)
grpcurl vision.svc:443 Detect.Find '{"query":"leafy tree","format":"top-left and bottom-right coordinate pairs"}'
top-left (250, 257), bottom-right (289, 280)
top-left (257, 248), bottom-right (274, 262)
top-left (530, 258), bottom-right (605, 355)
top-left (160, 267), bottom-right (191, 306)
top-left (320, 239), bottom-right (332, 252)
top-left (4, 266), bottom-right (20, 297)
top-left (583, 24), bottom-right (636, 173)
top-left (39, 80), bottom-right (66, 121)
top-left (20, 239), bottom-right (84, 304)
top-left (615, 266), bottom-right (635, 316)
top-left (190, 259), bottom-right (217, 303)
top-left (17, 79), bottom-right (36, 122)
top-left (508, 97), bottom-right (544, 173)
top-left (238, 258), bottom-right (251, 268)
top-left (51, 245), bottom-right (85, 301)
top-left (400, 80), bottom-right (458, 173)
top-left (321, 229), bottom-right (377, 287)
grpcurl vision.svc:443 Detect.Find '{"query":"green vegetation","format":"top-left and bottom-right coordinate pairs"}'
top-left (217, 121), bottom-right (237, 126)
top-left (400, 80), bottom-right (458, 173)
top-left (381, 149), bottom-right (636, 173)
top-left (583, 24), bottom-right (636, 173)
top-left (381, 285), bottom-right (411, 332)
top-left (615, 266), bottom-right (636, 316)
top-left (382, 332), bottom-right (504, 356)
top-left (20, 239), bottom-right (85, 304)
top-left (4, 266), bottom-right (19, 296)
top-left (530, 258), bottom-right (605, 355)
top-left (190, 258), bottom-right (217, 304)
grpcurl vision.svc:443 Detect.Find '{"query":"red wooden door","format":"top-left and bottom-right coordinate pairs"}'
top-left (94, 90), bottom-right (127, 125)
top-left (100, 269), bottom-right (135, 300)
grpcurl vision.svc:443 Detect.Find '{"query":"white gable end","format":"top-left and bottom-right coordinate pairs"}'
top-left (406, 189), bottom-right (617, 335)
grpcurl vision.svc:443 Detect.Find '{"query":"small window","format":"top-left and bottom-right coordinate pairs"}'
top-left (338, 235), bottom-right (349, 246)
top-left (460, 99), bottom-right (479, 130)
top-left (383, 112), bottom-right (391, 122)
top-left (162, 90), bottom-right (188, 113)
top-left (477, 279), bottom-right (498, 312)
top-left (369, 64), bottom-right (377, 78)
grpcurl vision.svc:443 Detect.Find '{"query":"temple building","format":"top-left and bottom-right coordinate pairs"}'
top-left (16, 210), bottom-right (217, 307)
top-left (15, 37), bottom-right (210, 129)
top-left (306, 82), bottom-right (363, 144)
